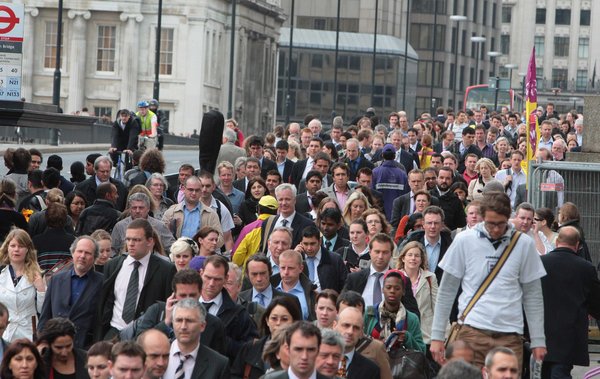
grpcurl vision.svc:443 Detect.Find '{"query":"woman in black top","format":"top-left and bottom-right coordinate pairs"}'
top-left (0, 178), bottom-right (27, 243)
top-left (238, 177), bottom-right (269, 225)
top-left (38, 318), bottom-right (89, 379)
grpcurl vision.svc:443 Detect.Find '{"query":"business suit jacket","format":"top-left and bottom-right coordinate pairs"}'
top-left (302, 248), bottom-right (348, 293)
top-left (217, 142), bottom-right (247, 167)
top-left (238, 286), bottom-right (302, 325)
top-left (270, 273), bottom-right (317, 320)
top-left (541, 247), bottom-right (600, 366)
top-left (260, 158), bottom-right (278, 179)
top-left (298, 174), bottom-right (333, 194)
top-left (348, 351), bottom-right (381, 379)
top-left (95, 253), bottom-right (176, 340)
top-left (277, 159), bottom-right (295, 183)
top-left (400, 229), bottom-right (453, 283)
top-left (447, 143), bottom-right (482, 173)
top-left (132, 301), bottom-right (226, 355)
top-left (214, 289), bottom-right (259, 360)
top-left (75, 176), bottom-right (128, 211)
top-left (39, 269), bottom-right (104, 349)
top-left (262, 370), bottom-right (330, 379)
top-left (390, 193), bottom-right (411, 229)
top-left (343, 268), bottom-right (420, 318)
top-left (233, 178), bottom-right (247, 192)
top-left (318, 184), bottom-right (356, 209)
top-left (260, 213), bottom-right (314, 249)
top-left (190, 344), bottom-right (230, 379)
top-left (295, 192), bottom-right (313, 216)
top-left (356, 337), bottom-right (393, 379)
top-left (343, 155), bottom-right (375, 181)
top-left (290, 158), bottom-right (310, 188)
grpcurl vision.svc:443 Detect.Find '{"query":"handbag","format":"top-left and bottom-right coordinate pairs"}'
top-left (385, 333), bottom-right (430, 379)
top-left (445, 231), bottom-right (521, 347)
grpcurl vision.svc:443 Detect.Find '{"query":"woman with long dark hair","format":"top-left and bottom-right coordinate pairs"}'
top-left (238, 177), bottom-right (269, 225)
top-left (37, 318), bottom-right (89, 379)
top-left (0, 338), bottom-right (45, 379)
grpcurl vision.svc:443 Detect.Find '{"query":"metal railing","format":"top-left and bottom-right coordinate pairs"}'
top-left (528, 161), bottom-right (600, 267)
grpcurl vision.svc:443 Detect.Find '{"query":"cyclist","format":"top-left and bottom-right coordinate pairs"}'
top-left (109, 109), bottom-right (140, 170)
top-left (136, 100), bottom-right (158, 151)
top-left (149, 99), bottom-right (168, 150)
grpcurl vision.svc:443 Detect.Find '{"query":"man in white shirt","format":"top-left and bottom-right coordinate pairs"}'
top-left (494, 150), bottom-right (527, 209)
top-left (265, 227), bottom-right (293, 275)
top-left (198, 172), bottom-right (234, 252)
top-left (538, 121), bottom-right (554, 151)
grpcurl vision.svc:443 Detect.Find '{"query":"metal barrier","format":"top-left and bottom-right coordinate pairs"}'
top-left (528, 161), bottom-right (600, 267)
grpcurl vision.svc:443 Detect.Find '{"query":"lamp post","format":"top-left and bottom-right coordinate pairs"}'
top-left (332, 0), bottom-right (341, 118)
top-left (518, 72), bottom-right (526, 102)
top-left (227, 0), bottom-right (237, 118)
top-left (152, 0), bottom-right (163, 101)
top-left (504, 63), bottom-right (518, 90)
top-left (487, 51), bottom-right (501, 78)
top-left (284, 0), bottom-right (295, 126)
top-left (370, 0), bottom-right (379, 106)
top-left (449, 15), bottom-right (467, 109)
top-left (52, 0), bottom-right (64, 107)
top-left (401, 0), bottom-right (411, 110)
top-left (470, 36), bottom-right (486, 85)
top-left (428, 0), bottom-right (439, 114)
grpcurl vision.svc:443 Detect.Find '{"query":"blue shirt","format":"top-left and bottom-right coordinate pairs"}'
top-left (70, 268), bottom-right (89, 306)
top-left (277, 280), bottom-right (309, 320)
top-left (225, 187), bottom-right (245, 214)
top-left (425, 237), bottom-right (441, 273)
top-left (182, 204), bottom-right (202, 238)
top-left (252, 285), bottom-right (274, 307)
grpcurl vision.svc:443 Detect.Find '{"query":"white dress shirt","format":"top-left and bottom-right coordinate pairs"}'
top-left (362, 265), bottom-right (386, 308)
top-left (302, 158), bottom-right (315, 180)
top-left (275, 212), bottom-right (296, 229)
top-left (110, 253), bottom-right (151, 330)
top-left (200, 292), bottom-right (223, 316)
top-left (164, 341), bottom-right (200, 379)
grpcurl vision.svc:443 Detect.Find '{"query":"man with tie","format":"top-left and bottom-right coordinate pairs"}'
top-left (199, 255), bottom-right (258, 360)
top-left (295, 225), bottom-right (347, 293)
top-left (391, 169), bottom-right (427, 229)
top-left (318, 208), bottom-right (350, 254)
top-left (334, 307), bottom-right (381, 379)
top-left (96, 219), bottom-right (176, 340)
top-left (290, 138), bottom-right (324, 187)
top-left (163, 298), bottom-right (229, 379)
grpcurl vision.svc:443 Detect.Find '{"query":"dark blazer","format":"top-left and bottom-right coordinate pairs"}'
top-left (231, 337), bottom-right (268, 379)
top-left (400, 229), bottom-right (453, 283)
top-left (447, 143), bottom-right (482, 173)
top-left (348, 351), bottom-right (381, 379)
top-left (238, 286), bottom-right (299, 306)
top-left (133, 301), bottom-right (226, 355)
top-left (298, 174), bottom-right (333, 193)
top-left (260, 213), bottom-right (314, 249)
top-left (95, 254), bottom-right (176, 340)
top-left (39, 269), bottom-right (104, 349)
top-left (541, 247), bottom-right (600, 366)
top-left (514, 183), bottom-right (527, 209)
top-left (390, 193), bottom-right (411, 229)
top-left (233, 178), bottom-right (247, 192)
top-left (214, 289), bottom-right (260, 360)
top-left (111, 113), bottom-right (140, 151)
top-left (343, 268), bottom-right (420, 318)
top-left (290, 158), bottom-right (309, 188)
top-left (262, 370), bottom-right (330, 379)
top-left (429, 188), bottom-right (466, 231)
top-left (189, 344), bottom-right (230, 379)
top-left (260, 158), bottom-right (278, 179)
top-left (302, 248), bottom-right (348, 293)
top-left (278, 159), bottom-right (295, 183)
top-left (343, 155), bottom-right (375, 181)
top-left (396, 149), bottom-right (418, 173)
top-left (295, 192), bottom-right (313, 216)
top-left (270, 273), bottom-right (317, 321)
top-left (325, 236), bottom-right (350, 253)
top-left (75, 176), bottom-right (128, 211)
top-left (238, 286), bottom-right (302, 325)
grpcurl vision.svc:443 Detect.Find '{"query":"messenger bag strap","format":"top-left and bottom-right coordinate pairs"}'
top-left (458, 231), bottom-right (521, 322)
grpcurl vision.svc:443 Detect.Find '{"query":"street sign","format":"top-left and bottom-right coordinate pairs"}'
top-left (0, 2), bottom-right (24, 101)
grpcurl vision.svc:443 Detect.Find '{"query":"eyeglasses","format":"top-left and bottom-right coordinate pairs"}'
top-left (485, 221), bottom-right (508, 229)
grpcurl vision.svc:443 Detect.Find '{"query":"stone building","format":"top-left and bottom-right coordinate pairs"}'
top-left (19, 0), bottom-right (285, 137)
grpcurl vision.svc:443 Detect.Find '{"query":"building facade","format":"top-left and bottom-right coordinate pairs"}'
top-left (501, 0), bottom-right (600, 113)
top-left (19, 0), bottom-right (285, 137)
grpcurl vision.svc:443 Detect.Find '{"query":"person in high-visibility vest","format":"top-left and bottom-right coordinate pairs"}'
top-left (136, 100), bottom-right (158, 150)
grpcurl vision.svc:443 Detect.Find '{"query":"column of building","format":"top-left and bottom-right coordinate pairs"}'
top-left (119, 13), bottom-right (144, 111)
top-left (67, 10), bottom-right (91, 113)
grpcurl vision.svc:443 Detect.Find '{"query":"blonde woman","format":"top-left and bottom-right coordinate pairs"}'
top-left (468, 157), bottom-right (500, 201)
top-left (0, 229), bottom-right (46, 342)
top-left (397, 241), bottom-right (437, 347)
top-left (494, 136), bottom-right (512, 167)
top-left (341, 192), bottom-right (370, 226)
top-left (169, 237), bottom-right (199, 271)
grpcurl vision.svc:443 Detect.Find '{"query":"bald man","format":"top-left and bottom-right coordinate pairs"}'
top-left (137, 329), bottom-right (170, 379)
top-left (334, 307), bottom-right (380, 379)
top-left (540, 226), bottom-right (600, 378)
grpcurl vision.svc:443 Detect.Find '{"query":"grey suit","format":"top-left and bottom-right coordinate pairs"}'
top-left (318, 184), bottom-right (355, 209)
top-left (217, 142), bottom-right (247, 167)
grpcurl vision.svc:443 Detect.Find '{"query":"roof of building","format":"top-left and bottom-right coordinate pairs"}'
top-left (278, 27), bottom-right (419, 59)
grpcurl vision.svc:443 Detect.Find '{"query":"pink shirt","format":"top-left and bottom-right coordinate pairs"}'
top-left (334, 185), bottom-right (350, 209)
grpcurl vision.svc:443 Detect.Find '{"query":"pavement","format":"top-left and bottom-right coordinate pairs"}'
top-left (0, 142), bottom-right (198, 154)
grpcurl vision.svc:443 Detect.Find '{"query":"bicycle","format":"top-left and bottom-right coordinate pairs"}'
top-left (110, 150), bottom-right (131, 181)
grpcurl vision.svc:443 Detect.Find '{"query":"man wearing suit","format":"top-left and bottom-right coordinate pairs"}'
top-left (433, 130), bottom-right (456, 153)
top-left (295, 225), bottom-right (347, 293)
top-left (318, 208), bottom-right (350, 253)
top-left (290, 137), bottom-right (324, 187)
top-left (319, 162), bottom-right (355, 210)
top-left (75, 155), bottom-right (128, 211)
top-left (343, 138), bottom-right (374, 181)
top-left (239, 254), bottom-right (301, 325)
top-left (297, 152), bottom-right (332, 193)
top-left (96, 219), bottom-right (176, 340)
top-left (261, 184), bottom-right (314, 248)
top-left (39, 236), bottom-right (104, 349)
top-left (216, 127), bottom-right (246, 167)
top-left (407, 127), bottom-right (422, 153)
top-left (335, 307), bottom-right (381, 379)
top-left (137, 329), bottom-right (171, 379)
top-left (391, 169), bottom-right (428, 228)
top-left (390, 130), bottom-right (418, 172)
top-left (263, 321), bottom-right (329, 379)
top-left (295, 171), bottom-right (322, 217)
top-left (540, 226), bottom-right (600, 378)
top-left (132, 269), bottom-right (226, 355)
top-left (164, 298), bottom-right (229, 379)
top-left (273, 250), bottom-right (317, 320)
top-left (343, 233), bottom-right (420, 316)
top-left (247, 136), bottom-right (278, 179)
top-left (167, 164), bottom-right (195, 204)
top-left (232, 157), bottom-right (261, 193)
top-left (446, 127), bottom-right (482, 173)
top-left (275, 140), bottom-right (294, 183)
top-left (199, 255), bottom-right (258, 360)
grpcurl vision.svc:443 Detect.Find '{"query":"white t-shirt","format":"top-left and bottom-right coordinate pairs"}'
top-left (439, 224), bottom-right (546, 334)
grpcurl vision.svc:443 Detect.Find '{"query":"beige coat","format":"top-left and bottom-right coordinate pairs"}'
top-left (162, 202), bottom-right (224, 248)
top-left (411, 269), bottom-right (438, 344)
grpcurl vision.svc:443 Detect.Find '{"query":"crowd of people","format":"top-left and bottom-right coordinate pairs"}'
top-left (0, 103), bottom-right (597, 379)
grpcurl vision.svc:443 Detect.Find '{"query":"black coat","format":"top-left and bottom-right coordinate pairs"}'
top-left (290, 159), bottom-right (310, 188)
top-left (111, 113), bottom-right (140, 151)
top-left (76, 199), bottom-right (121, 235)
top-left (95, 254), bottom-right (176, 340)
top-left (214, 289), bottom-right (260, 360)
top-left (343, 268), bottom-right (420, 318)
top-left (348, 351), bottom-right (381, 379)
top-left (75, 176), bottom-right (129, 211)
top-left (301, 248), bottom-right (348, 293)
top-left (541, 247), bottom-right (600, 366)
top-left (429, 188), bottom-right (466, 230)
top-left (399, 229), bottom-right (453, 283)
top-left (189, 344), bottom-right (230, 379)
top-left (260, 213), bottom-right (314, 250)
top-left (260, 158), bottom-right (278, 179)
top-left (231, 337), bottom-right (268, 379)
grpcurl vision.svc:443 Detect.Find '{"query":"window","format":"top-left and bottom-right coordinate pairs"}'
top-left (536, 9), bottom-right (546, 24)
top-left (314, 19), bottom-right (326, 30)
top-left (552, 69), bottom-right (568, 89)
top-left (469, 67), bottom-right (474, 85)
top-left (576, 70), bottom-right (588, 91)
top-left (453, 0), bottom-right (459, 14)
top-left (449, 63), bottom-right (455, 89)
top-left (44, 21), bottom-right (63, 69)
top-left (554, 37), bottom-right (569, 57)
top-left (483, 1), bottom-right (488, 25)
top-left (534, 36), bottom-right (544, 57)
top-left (473, 0), bottom-right (478, 23)
top-left (578, 37), bottom-right (589, 59)
top-left (501, 6), bottom-right (512, 23)
top-left (412, 0), bottom-right (446, 14)
top-left (460, 65), bottom-right (465, 90)
top-left (501, 35), bottom-right (510, 55)
top-left (311, 54), bottom-right (323, 68)
top-left (94, 106), bottom-right (112, 119)
top-left (580, 10), bottom-right (591, 26)
top-left (461, 30), bottom-right (467, 55)
top-left (492, 3), bottom-right (497, 28)
top-left (410, 24), bottom-right (446, 50)
top-left (97, 25), bottom-right (116, 72)
top-left (451, 27), bottom-right (457, 53)
top-left (159, 28), bottom-right (174, 75)
top-left (417, 61), bottom-right (443, 87)
top-left (555, 9), bottom-right (571, 25)
top-left (463, 0), bottom-right (469, 18)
